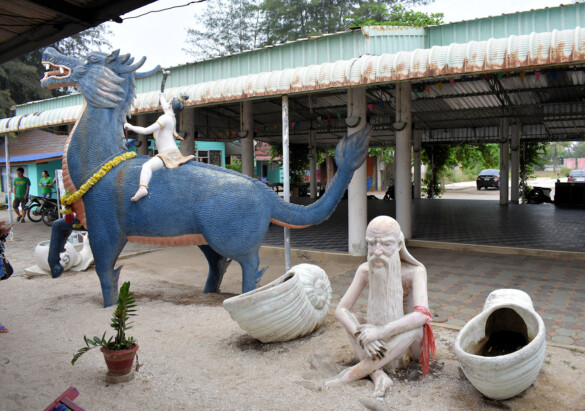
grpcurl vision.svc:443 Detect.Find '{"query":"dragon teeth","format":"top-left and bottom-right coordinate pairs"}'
top-left (44, 63), bottom-right (50, 70)
top-left (59, 67), bottom-right (65, 74)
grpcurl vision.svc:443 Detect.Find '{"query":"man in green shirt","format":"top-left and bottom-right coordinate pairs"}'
top-left (39, 170), bottom-right (54, 198)
top-left (13, 167), bottom-right (31, 223)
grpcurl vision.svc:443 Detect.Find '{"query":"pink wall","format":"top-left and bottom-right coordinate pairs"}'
top-left (578, 158), bottom-right (585, 170)
top-left (564, 158), bottom-right (576, 168)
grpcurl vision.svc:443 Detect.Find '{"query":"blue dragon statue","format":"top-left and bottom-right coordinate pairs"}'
top-left (41, 47), bottom-right (371, 307)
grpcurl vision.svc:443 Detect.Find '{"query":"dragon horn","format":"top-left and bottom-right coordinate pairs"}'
top-left (106, 49), bottom-right (120, 63)
top-left (118, 56), bottom-right (147, 74)
top-left (136, 65), bottom-right (162, 79)
top-left (118, 53), bottom-right (131, 64)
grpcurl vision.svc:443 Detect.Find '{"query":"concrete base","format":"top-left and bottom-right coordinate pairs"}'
top-left (105, 370), bottom-right (135, 384)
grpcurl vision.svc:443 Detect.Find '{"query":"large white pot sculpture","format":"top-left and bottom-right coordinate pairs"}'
top-left (454, 289), bottom-right (546, 400)
top-left (223, 263), bottom-right (332, 343)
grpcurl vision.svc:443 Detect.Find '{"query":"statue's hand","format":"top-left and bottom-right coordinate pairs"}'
top-left (357, 324), bottom-right (383, 346)
top-left (123, 123), bottom-right (132, 130)
top-left (363, 340), bottom-right (387, 360)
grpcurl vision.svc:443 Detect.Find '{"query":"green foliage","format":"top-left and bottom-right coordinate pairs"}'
top-left (183, 0), bottom-right (263, 60)
top-left (184, 0), bottom-right (436, 58)
top-left (519, 142), bottom-right (548, 203)
top-left (0, 25), bottom-right (111, 118)
top-left (569, 141), bottom-right (585, 158)
top-left (560, 166), bottom-right (571, 177)
top-left (347, 4), bottom-right (444, 27)
top-left (269, 143), bottom-right (309, 182)
top-left (368, 147), bottom-right (395, 164)
top-left (226, 159), bottom-right (243, 172)
top-left (420, 143), bottom-right (500, 197)
top-left (71, 282), bottom-right (137, 365)
top-left (421, 144), bottom-right (452, 198)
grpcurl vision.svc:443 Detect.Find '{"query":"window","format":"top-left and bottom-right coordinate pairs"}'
top-left (197, 150), bottom-right (222, 166)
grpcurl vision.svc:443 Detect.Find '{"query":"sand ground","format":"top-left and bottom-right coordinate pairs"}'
top-left (1, 243), bottom-right (584, 410)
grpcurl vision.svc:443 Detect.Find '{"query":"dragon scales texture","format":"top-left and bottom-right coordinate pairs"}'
top-left (41, 47), bottom-right (371, 307)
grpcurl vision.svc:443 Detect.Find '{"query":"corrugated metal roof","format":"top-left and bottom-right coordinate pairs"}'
top-left (0, 105), bottom-right (82, 133)
top-left (132, 27), bottom-right (585, 111)
top-left (0, 152), bottom-right (63, 164)
top-left (427, 2), bottom-right (585, 46)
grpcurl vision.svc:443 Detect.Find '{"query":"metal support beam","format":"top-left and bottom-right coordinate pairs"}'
top-left (511, 124), bottom-right (521, 203)
top-left (282, 96), bottom-right (291, 270)
top-left (4, 135), bottom-right (14, 228)
top-left (309, 130), bottom-right (317, 199)
top-left (500, 117), bottom-right (510, 205)
top-left (396, 82), bottom-right (413, 238)
top-left (413, 129), bottom-right (422, 199)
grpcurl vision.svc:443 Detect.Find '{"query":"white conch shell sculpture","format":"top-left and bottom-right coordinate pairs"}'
top-left (223, 263), bottom-right (332, 343)
top-left (454, 289), bottom-right (546, 400)
top-left (25, 232), bottom-right (94, 276)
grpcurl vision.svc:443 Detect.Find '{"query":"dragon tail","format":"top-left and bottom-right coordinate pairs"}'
top-left (270, 125), bottom-right (371, 228)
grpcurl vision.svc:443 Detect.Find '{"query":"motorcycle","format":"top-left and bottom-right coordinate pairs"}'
top-left (526, 186), bottom-right (553, 204)
top-left (26, 195), bottom-right (59, 226)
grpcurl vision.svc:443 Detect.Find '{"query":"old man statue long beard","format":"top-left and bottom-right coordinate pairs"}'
top-left (323, 216), bottom-right (435, 397)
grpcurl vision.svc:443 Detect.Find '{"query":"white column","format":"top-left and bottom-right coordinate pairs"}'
top-left (413, 129), bottom-right (422, 200)
top-left (396, 82), bottom-right (412, 238)
top-left (309, 130), bottom-right (317, 199)
top-left (510, 124), bottom-right (520, 203)
top-left (282, 96), bottom-right (291, 270)
top-left (500, 117), bottom-right (510, 205)
top-left (347, 87), bottom-right (368, 256)
top-left (180, 108), bottom-right (196, 156)
top-left (136, 115), bottom-right (149, 156)
top-left (241, 100), bottom-right (255, 177)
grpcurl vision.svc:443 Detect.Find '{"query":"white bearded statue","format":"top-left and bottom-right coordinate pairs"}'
top-left (323, 216), bottom-right (435, 397)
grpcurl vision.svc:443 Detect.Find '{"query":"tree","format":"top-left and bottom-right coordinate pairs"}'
top-left (519, 142), bottom-right (548, 203)
top-left (0, 25), bottom-right (111, 118)
top-left (183, 0), bottom-right (264, 61)
top-left (347, 3), bottom-right (443, 27)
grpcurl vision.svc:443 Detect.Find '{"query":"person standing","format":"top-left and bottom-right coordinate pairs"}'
top-left (38, 170), bottom-right (54, 198)
top-left (13, 167), bottom-right (30, 223)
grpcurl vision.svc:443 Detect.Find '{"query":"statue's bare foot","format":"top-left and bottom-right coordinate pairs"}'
top-left (371, 369), bottom-right (392, 397)
top-left (131, 186), bottom-right (148, 202)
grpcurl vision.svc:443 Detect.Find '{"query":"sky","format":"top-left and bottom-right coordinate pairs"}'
top-left (104, 0), bottom-right (575, 70)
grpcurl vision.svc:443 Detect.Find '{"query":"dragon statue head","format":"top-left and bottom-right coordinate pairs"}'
top-left (41, 48), bottom-right (161, 126)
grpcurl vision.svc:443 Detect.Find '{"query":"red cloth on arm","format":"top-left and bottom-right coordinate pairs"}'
top-left (413, 305), bottom-right (436, 377)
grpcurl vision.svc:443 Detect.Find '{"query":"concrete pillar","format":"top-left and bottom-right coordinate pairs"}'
top-left (510, 124), bottom-right (520, 203)
top-left (396, 82), bottom-right (412, 238)
top-left (413, 129), bottom-right (422, 199)
top-left (180, 108), bottom-right (196, 156)
top-left (241, 100), bottom-right (255, 177)
top-left (309, 130), bottom-right (317, 199)
top-left (347, 87), bottom-right (368, 256)
top-left (500, 117), bottom-right (510, 205)
top-left (136, 115), bottom-right (149, 156)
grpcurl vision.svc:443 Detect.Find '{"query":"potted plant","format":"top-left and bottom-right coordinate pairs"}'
top-left (72, 281), bottom-right (139, 383)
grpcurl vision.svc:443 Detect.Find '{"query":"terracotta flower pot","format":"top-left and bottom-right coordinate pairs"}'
top-left (100, 343), bottom-right (139, 383)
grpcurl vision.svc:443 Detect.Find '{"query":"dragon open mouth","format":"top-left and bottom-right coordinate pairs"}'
top-left (41, 61), bottom-right (73, 88)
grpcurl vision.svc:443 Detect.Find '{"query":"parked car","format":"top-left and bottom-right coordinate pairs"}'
top-left (476, 169), bottom-right (500, 190)
top-left (567, 169), bottom-right (585, 182)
